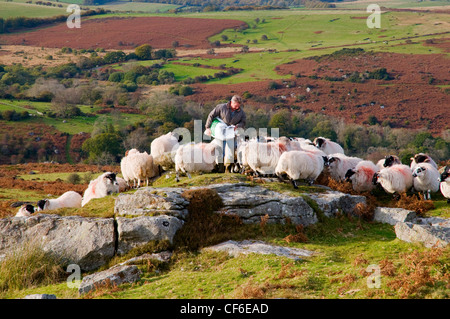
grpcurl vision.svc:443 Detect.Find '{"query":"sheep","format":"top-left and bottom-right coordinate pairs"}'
top-left (15, 204), bottom-right (35, 217)
top-left (116, 176), bottom-right (131, 192)
top-left (313, 137), bottom-right (344, 155)
top-left (151, 132), bottom-right (183, 170)
top-left (246, 138), bottom-right (290, 176)
top-left (121, 149), bottom-right (160, 188)
top-left (81, 172), bottom-right (119, 207)
top-left (275, 150), bottom-right (324, 188)
top-left (410, 153), bottom-right (438, 171)
top-left (382, 155), bottom-right (402, 167)
top-left (325, 153), bottom-right (363, 181)
top-left (372, 164), bottom-right (413, 198)
top-left (175, 140), bottom-right (222, 182)
top-left (412, 163), bottom-right (440, 200)
top-left (37, 191), bottom-right (83, 211)
top-left (345, 160), bottom-right (379, 192)
top-left (439, 166), bottom-right (450, 203)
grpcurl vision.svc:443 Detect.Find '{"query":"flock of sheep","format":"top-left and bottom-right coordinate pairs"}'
top-left (15, 131), bottom-right (450, 217)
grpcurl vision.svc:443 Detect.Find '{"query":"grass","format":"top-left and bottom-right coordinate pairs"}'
top-left (96, 1), bottom-right (180, 13)
top-left (0, 1), bottom-right (67, 19)
top-left (0, 99), bottom-right (148, 135)
top-left (4, 214), bottom-right (448, 299)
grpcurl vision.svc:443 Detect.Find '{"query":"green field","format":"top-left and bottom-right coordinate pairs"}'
top-left (97, 1), bottom-right (180, 13)
top-left (0, 1), bottom-right (67, 19)
top-left (0, 99), bottom-right (147, 135)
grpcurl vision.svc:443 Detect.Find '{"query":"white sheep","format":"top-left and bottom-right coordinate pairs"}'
top-left (151, 132), bottom-right (183, 170)
top-left (37, 191), bottom-right (82, 211)
top-left (313, 137), bottom-right (344, 155)
top-left (345, 160), bottom-right (379, 192)
top-left (81, 172), bottom-right (119, 207)
top-left (412, 163), bottom-right (440, 200)
top-left (439, 166), bottom-right (450, 203)
top-left (410, 153), bottom-right (438, 171)
top-left (15, 204), bottom-right (35, 217)
top-left (325, 153), bottom-right (363, 181)
top-left (372, 164), bottom-right (413, 197)
top-left (175, 140), bottom-right (222, 182)
top-left (121, 149), bottom-right (159, 188)
top-left (275, 150), bottom-right (324, 188)
top-left (246, 138), bottom-right (290, 176)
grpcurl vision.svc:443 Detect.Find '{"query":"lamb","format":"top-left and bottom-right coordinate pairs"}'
top-left (382, 155), bottom-right (402, 167)
top-left (372, 164), bottom-right (413, 198)
top-left (121, 149), bottom-right (160, 188)
top-left (412, 163), bottom-right (440, 200)
top-left (151, 132), bottom-right (183, 170)
top-left (15, 204), bottom-right (35, 217)
top-left (37, 191), bottom-right (82, 211)
top-left (81, 172), bottom-right (119, 207)
top-left (175, 140), bottom-right (222, 182)
top-left (325, 153), bottom-right (363, 181)
top-left (410, 153), bottom-right (438, 171)
top-left (313, 137), bottom-right (344, 155)
top-left (439, 166), bottom-right (450, 203)
top-left (275, 150), bottom-right (324, 188)
top-left (345, 160), bottom-right (379, 192)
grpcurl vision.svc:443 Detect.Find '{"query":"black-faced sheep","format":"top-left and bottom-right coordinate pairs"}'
top-left (345, 160), bottom-right (379, 192)
top-left (382, 155), bottom-right (402, 167)
top-left (37, 191), bottom-right (83, 211)
top-left (439, 166), bottom-right (450, 203)
top-left (313, 137), bottom-right (344, 155)
top-left (15, 204), bottom-right (35, 217)
top-left (325, 153), bottom-right (363, 181)
top-left (410, 153), bottom-right (438, 171)
top-left (412, 163), bottom-right (440, 200)
top-left (372, 164), bottom-right (413, 198)
top-left (81, 172), bottom-right (119, 207)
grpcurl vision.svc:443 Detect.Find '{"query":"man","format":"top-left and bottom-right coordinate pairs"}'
top-left (204, 95), bottom-right (246, 172)
top-left (204, 95), bottom-right (246, 135)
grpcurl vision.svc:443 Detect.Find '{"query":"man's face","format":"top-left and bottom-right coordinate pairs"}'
top-left (230, 100), bottom-right (241, 111)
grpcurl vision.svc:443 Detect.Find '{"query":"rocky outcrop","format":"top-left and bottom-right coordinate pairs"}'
top-left (372, 206), bottom-right (450, 248)
top-left (373, 207), bottom-right (417, 226)
top-left (0, 214), bottom-right (115, 271)
top-left (0, 183), bottom-right (369, 272)
top-left (114, 188), bottom-right (189, 219)
top-left (302, 191), bottom-right (366, 218)
top-left (78, 265), bottom-right (141, 295)
top-left (116, 215), bottom-right (184, 255)
top-left (113, 183), bottom-right (366, 226)
top-left (203, 240), bottom-right (314, 260)
top-left (395, 222), bottom-right (450, 248)
top-left (208, 183), bottom-right (318, 225)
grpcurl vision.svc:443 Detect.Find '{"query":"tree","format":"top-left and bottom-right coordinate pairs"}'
top-left (81, 132), bottom-right (123, 164)
top-left (134, 44), bottom-right (153, 60)
top-left (103, 51), bottom-right (126, 64)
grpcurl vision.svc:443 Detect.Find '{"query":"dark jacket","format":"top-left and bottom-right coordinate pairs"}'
top-left (205, 102), bottom-right (246, 129)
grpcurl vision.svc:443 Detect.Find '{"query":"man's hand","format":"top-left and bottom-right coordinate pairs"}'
top-left (204, 128), bottom-right (211, 136)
